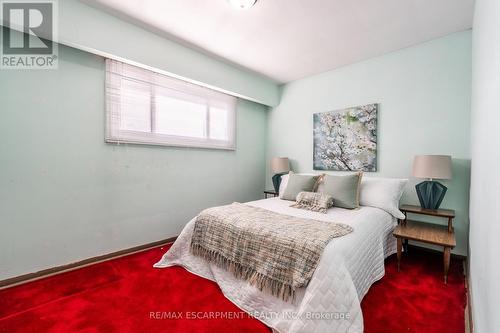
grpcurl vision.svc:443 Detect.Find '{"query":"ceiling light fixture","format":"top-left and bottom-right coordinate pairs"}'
top-left (228, 0), bottom-right (257, 10)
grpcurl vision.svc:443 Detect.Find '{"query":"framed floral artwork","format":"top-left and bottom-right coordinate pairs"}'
top-left (313, 103), bottom-right (377, 171)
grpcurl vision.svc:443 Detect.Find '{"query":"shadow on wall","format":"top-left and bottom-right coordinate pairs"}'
top-left (284, 158), bottom-right (471, 206)
top-left (280, 158), bottom-right (471, 255)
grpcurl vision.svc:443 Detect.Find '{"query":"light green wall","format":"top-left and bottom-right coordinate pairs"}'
top-left (267, 31), bottom-right (472, 255)
top-left (0, 44), bottom-right (268, 280)
top-left (469, 0), bottom-right (500, 330)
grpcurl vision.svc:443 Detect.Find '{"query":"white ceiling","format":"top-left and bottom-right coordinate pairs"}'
top-left (83, 0), bottom-right (474, 83)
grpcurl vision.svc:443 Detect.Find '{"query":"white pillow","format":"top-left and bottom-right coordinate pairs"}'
top-left (279, 173), bottom-right (289, 197)
top-left (359, 177), bottom-right (408, 219)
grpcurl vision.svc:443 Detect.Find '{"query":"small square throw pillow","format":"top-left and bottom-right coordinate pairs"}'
top-left (280, 172), bottom-right (321, 201)
top-left (290, 191), bottom-right (334, 213)
top-left (319, 172), bottom-right (363, 209)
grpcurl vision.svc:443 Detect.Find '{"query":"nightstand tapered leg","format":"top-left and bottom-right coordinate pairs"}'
top-left (444, 247), bottom-right (451, 284)
top-left (397, 238), bottom-right (402, 272)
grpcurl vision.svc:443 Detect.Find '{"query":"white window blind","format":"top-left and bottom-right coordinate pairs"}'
top-left (105, 59), bottom-right (236, 150)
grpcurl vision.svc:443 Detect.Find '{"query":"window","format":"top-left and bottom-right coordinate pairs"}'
top-left (105, 59), bottom-right (236, 150)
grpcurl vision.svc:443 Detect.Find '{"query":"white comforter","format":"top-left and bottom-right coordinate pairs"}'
top-left (154, 197), bottom-right (397, 333)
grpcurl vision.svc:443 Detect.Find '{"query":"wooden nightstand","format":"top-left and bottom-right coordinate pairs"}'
top-left (393, 205), bottom-right (456, 284)
top-left (264, 190), bottom-right (278, 198)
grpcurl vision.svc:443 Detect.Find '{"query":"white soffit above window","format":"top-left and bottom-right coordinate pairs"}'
top-left (83, 0), bottom-right (474, 84)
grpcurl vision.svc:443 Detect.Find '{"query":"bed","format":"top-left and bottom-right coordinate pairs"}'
top-left (154, 196), bottom-right (398, 332)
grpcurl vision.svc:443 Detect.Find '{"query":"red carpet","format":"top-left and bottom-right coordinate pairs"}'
top-left (362, 248), bottom-right (465, 332)
top-left (0, 244), bottom-right (465, 333)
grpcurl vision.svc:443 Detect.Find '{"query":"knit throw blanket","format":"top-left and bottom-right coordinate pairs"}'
top-left (190, 203), bottom-right (353, 302)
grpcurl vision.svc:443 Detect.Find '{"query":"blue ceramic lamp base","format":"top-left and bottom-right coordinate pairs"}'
top-left (415, 180), bottom-right (447, 210)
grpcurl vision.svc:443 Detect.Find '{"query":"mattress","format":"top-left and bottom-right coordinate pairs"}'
top-left (154, 197), bottom-right (397, 332)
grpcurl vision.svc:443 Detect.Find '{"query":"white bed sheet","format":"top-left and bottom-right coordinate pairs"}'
top-left (154, 197), bottom-right (397, 333)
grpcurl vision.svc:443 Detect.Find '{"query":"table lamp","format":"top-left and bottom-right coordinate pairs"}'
top-left (271, 157), bottom-right (290, 193)
top-left (412, 155), bottom-right (452, 209)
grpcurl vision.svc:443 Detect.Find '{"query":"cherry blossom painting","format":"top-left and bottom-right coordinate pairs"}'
top-left (313, 103), bottom-right (377, 171)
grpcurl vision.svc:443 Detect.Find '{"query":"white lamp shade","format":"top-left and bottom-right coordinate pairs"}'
top-left (412, 155), bottom-right (452, 180)
top-left (271, 157), bottom-right (290, 174)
